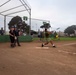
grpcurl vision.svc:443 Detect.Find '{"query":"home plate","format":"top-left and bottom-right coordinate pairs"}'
top-left (36, 47), bottom-right (49, 49)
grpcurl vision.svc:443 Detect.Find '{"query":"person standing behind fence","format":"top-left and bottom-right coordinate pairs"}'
top-left (9, 26), bottom-right (15, 48)
top-left (0, 27), bottom-right (4, 35)
top-left (14, 27), bottom-right (21, 46)
top-left (38, 29), bottom-right (41, 40)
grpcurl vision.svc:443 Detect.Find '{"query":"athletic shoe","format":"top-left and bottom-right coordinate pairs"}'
top-left (11, 44), bottom-right (15, 48)
top-left (42, 44), bottom-right (44, 47)
top-left (53, 45), bottom-right (56, 48)
top-left (18, 44), bottom-right (21, 46)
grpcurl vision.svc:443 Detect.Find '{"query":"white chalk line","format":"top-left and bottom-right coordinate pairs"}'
top-left (58, 50), bottom-right (76, 55)
top-left (58, 43), bottom-right (76, 55)
top-left (60, 43), bottom-right (76, 47)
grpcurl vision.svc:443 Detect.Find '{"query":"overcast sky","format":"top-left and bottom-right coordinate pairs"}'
top-left (0, 0), bottom-right (76, 31)
top-left (27, 0), bottom-right (76, 31)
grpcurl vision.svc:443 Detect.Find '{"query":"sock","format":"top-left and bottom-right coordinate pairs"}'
top-left (43, 43), bottom-right (44, 45)
top-left (53, 44), bottom-right (55, 46)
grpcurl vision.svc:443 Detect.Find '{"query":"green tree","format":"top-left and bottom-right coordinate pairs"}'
top-left (21, 21), bottom-right (29, 33)
top-left (8, 16), bottom-right (22, 28)
top-left (40, 22), bottom-right (51, 29)
top-left (64, 25), bottom-right (76, 36)
top-left (8, 16), bottom-right (30, 34)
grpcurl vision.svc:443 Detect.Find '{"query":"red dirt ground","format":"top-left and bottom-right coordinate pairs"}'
top-left (0, 41), bottom-right (76, 75)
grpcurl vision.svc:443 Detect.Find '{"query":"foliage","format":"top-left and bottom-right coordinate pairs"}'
top-left (64, 25), bottom-right (76, 36)
top-left (33, 37), bottom-right (76, 41)
top-left (8, 16), bottom-right (30, 34)
top-left (40, 22), bottom-right (51, 29)
top-left (8, 16), bottom-right (22, 28)
top-left (53, 31), bottom-right (57, 38)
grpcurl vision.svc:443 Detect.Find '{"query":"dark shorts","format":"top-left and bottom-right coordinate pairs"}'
top-left (43, 38), bottom-right (51, 42)
top-left (10, 37), bottom-right (14, 43)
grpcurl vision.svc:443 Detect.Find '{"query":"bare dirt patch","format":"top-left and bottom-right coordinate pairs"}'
top-left (0, 41), bottom-right (76, 75)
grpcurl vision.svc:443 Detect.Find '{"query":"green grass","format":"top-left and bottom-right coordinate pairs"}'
top-left (32, 38), bottom-right (39, 41)
top-left (0, 35), bottom-right (75, 42)
top-left (58, 37), bottom-right (76, 41)
top-left (33, 37), bottom-right (76, 41)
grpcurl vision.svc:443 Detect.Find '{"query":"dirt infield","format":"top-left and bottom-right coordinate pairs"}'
top-left (0, 41), bottom-right (76, 75)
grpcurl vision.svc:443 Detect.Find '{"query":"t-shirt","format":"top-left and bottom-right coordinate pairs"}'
top-left (45, 31), bottom-right (49, 38)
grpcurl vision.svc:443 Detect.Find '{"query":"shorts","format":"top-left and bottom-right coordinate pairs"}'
top-left (10, 37), bottom-right (14, 43)
top-left (44, 38), bottom-right (51, 42)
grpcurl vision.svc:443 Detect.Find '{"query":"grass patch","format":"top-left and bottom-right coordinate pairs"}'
top-left (33, 37), bottom-right (76, 41)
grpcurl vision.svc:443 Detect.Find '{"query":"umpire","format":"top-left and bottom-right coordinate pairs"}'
top-left (14, 27), bottom-right (21, 46)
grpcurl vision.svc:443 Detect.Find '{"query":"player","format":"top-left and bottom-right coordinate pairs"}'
top-left (14, 27), bottom-right (21, 46)
top-left (9, 26), bottom-right (15, 48)
top-left (42, 28), bottom-right (56, 48)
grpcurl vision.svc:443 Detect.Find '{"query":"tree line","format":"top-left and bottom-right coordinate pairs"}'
top-left (64, 25), bottom-right (76, 36)
top-left (8, 16), bottom-right (76, 36)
